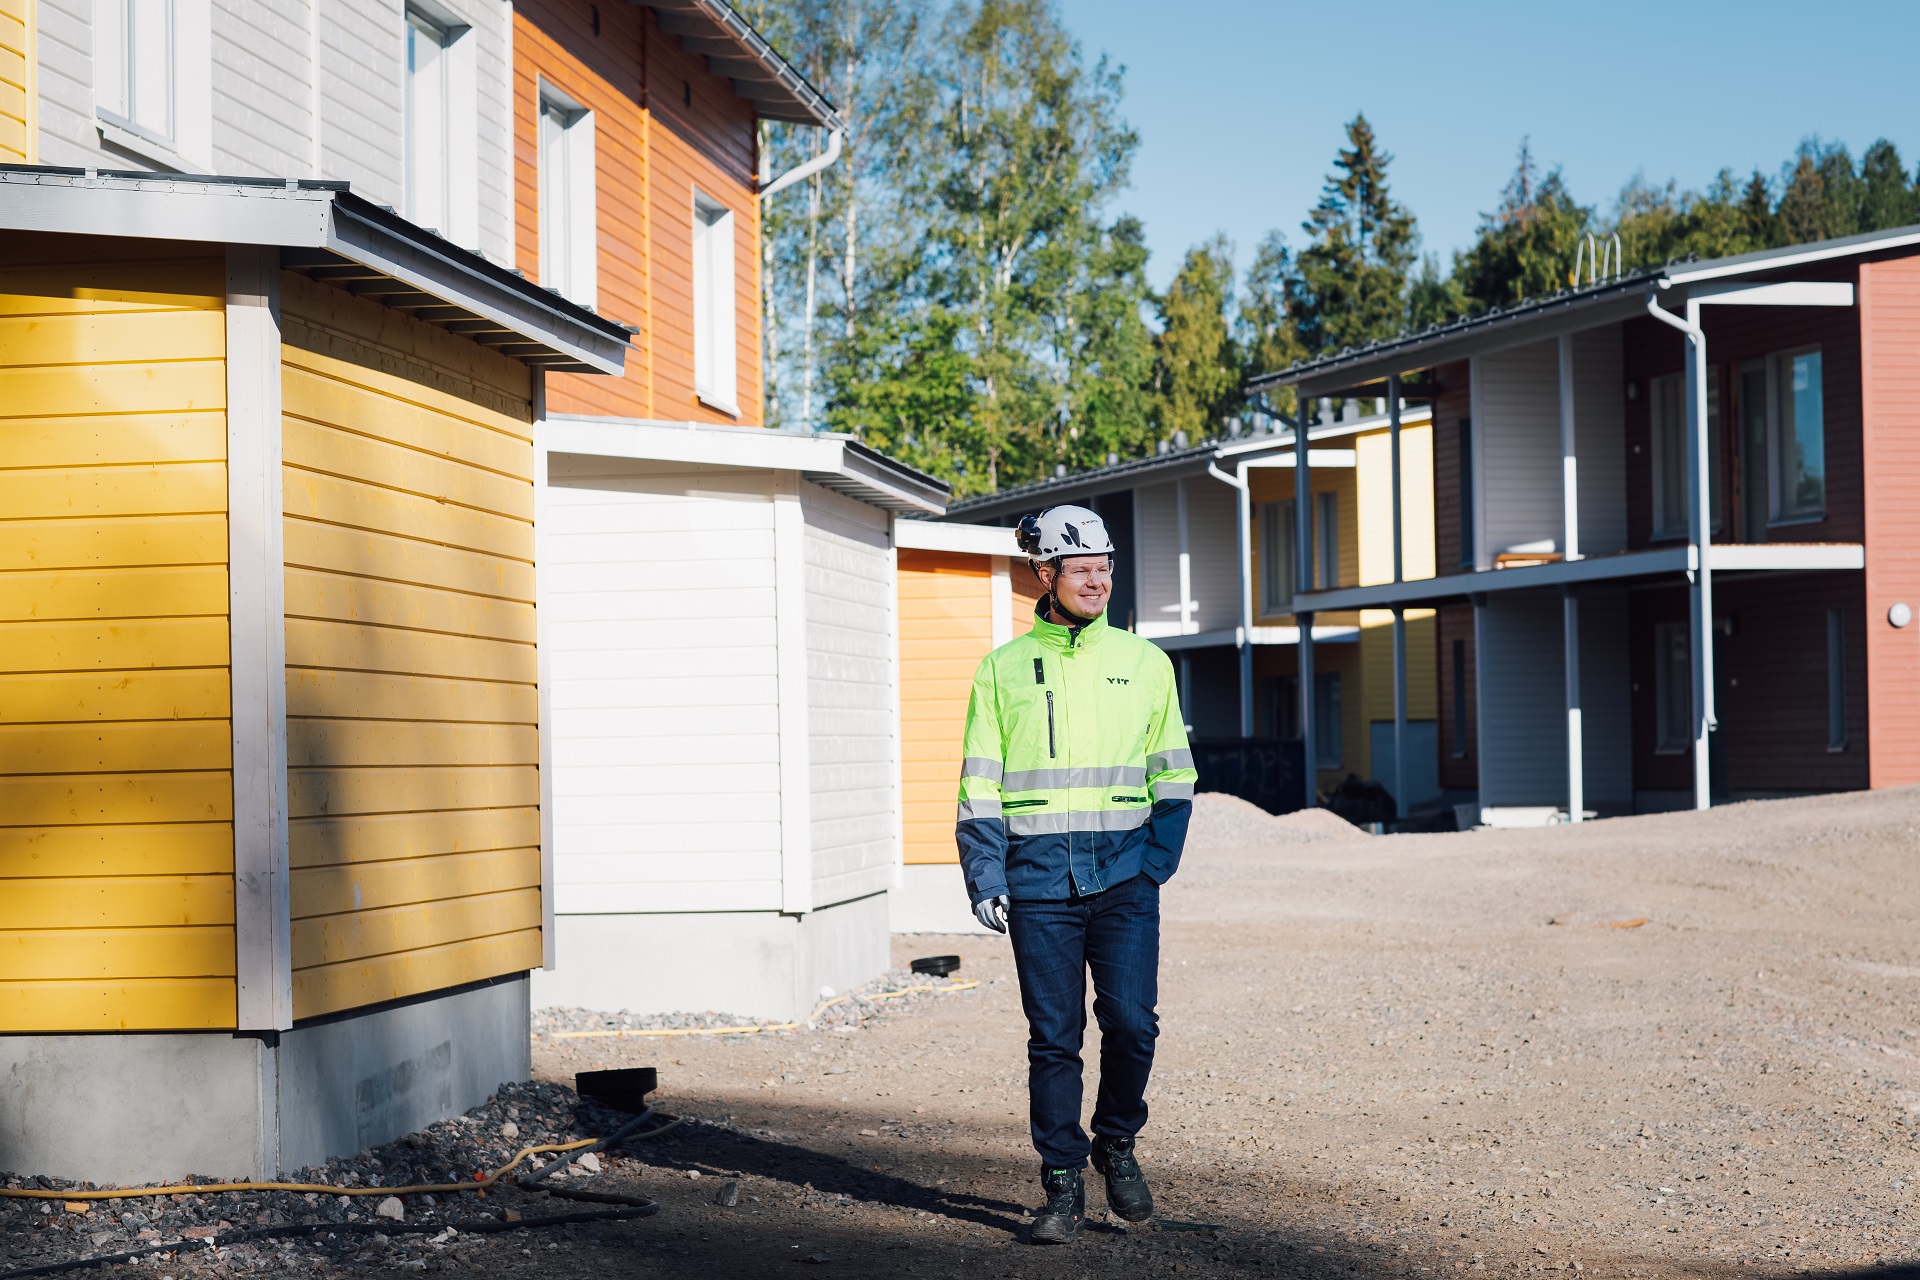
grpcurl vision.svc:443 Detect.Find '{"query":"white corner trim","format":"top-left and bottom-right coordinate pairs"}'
top-left (886, 521), bottom-right (905, 892)
top-left (895, 520), bottom-right (1018, 556)
top-left (773, 473), bottom-right (813, 914)
top-left (227, 245), bottom-right (292, 1033)
top-left (533, 390), bottom-right (557, 970)
top-left (990, 556), bottom-right (1013, 648)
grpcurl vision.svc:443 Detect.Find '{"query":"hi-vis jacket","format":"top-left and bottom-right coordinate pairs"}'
top-left (956, 603), bottom-right (1197, 904)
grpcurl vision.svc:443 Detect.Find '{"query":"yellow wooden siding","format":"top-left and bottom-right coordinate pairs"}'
top-left (898, 550), bottom-right (994, 865)
top-left (0, 0), bottom-right (33, 164)
top-left (0, 237), bottom-right (234, 1032)
top-left (280, 271), bottom-right (541, 1021)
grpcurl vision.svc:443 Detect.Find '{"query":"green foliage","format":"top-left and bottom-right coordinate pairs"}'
top-left (1150, 236), bottom-right (1239, 444)
top-left (1289, 114), bottom-right (1418, 352)
top-left (1452, 140), bottom-right (1592, 314)
top-left (1236, 231), bottom-right (1305, 418)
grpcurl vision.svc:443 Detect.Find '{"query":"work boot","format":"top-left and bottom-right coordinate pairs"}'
top-left (1028, 1166), bottom-right (1085, 1244)
top-left (1091, 1134), bottom-right (1154, 1222)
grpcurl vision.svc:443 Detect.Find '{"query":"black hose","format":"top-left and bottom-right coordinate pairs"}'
top-left (0, 1203), bottom-right (659, 1280)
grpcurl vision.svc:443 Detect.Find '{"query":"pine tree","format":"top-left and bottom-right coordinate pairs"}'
top-left (1237, 230), bottom-right (1306, 413)
top-left (1289, 114), bottom-right (1419, 354)
top-left (1150, 236), bottom-right (1239, 446)
top-left (1740, 170), bottom-right (1781, 248)
top-left (1859, 139), bottom-right (1919, 231)
top-left (1453, 139), bottom-right (1591, 313)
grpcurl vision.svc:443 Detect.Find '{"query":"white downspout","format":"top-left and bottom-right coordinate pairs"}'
top-left (759, 127), bottom-right (844, 203)
top-left (1209, 457), bottom-right (1254, 736)
top-left (1644, 285), bottom-right (1715, 812)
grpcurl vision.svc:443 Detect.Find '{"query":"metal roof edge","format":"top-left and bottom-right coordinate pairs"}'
top-left (653, 0), bottom-right (844, 130)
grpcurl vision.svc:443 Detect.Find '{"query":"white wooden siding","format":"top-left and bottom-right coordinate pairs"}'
top-left (1572, 325), bottom-right (1628, 556)
top-left (1476, 341), bottom-right (1564, 558)
top-left (1186, 475), bottom-right (1240, 632)
top-left (1475, 589), bottom-right (1567, 807)
top-left (31, 0), bottom-right (93, 167)
top-left (1134, 480), bottom-right (1183, 638)
top-left (800, 481), bottom-right (897, 909)
top-left (543, 459), bottom-right (785, 915)
top-left (211, 0), bottom-right (314, 180)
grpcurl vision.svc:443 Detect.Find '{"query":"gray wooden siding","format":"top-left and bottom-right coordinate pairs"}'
top-left (1187, 475), bottom-right (1241, 633)
top-left (1475, 340), bottom-right (1565, 559)
top-left (800, 481), bottom-right (898, 910)
top-left (1133, 480), bottom-right (1182, 637)
top-left (1475, 589), bottom-right (1566, 807)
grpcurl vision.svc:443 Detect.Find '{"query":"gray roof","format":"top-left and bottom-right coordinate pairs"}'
top-left (0, 166), bottom-right (634, 374)
top-left (648, 0), bottom-right (844, 130)
top-left (1249, 220), bottom-right (1920, 396)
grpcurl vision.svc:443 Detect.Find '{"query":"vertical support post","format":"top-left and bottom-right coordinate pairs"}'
top-left (531, 372), bottom-right (556, 970)
top-left (227, 245), bottom-right (291, 1034)
top-left (1295, 413), bottom-right (1316, 807)
top-left (1559, 333), bottom-right (1581, 562)
top-left (1392, 605), bottom-right (1407, 821)
top-left (1389, 373), bottom-right (1404, 584)
top-left (885, 516), bottom-right (905, 890)
top-left (773, 473), bottom-right (814, 912)
top-left (1685, 300), bottom-right (1714, 811)
top-left (1563, 583), bottom-right (1583, 823)
top-left (1235, 460), bottom-right (1254, 736)
top-left (1178, 651), bottom-right (1193, 728)
top-left (989, 555), bottom-right (1013, 648)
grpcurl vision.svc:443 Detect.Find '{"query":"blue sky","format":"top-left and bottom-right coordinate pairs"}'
top-left (1051, 0), bottom-right (1919, 290)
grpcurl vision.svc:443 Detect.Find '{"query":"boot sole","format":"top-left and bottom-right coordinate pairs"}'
top-left (1107, 1197), bottom-right (1153, 1224)
top-left (1029, 1219), bottom-right (1084, 1244)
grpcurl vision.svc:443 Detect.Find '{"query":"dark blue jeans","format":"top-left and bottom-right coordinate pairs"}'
top-left (1006, 873), bottom-right (1160, 1170)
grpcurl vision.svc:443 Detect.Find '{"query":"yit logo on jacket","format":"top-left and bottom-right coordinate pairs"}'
top-left (1107, 677), bottom-right (1130, 685)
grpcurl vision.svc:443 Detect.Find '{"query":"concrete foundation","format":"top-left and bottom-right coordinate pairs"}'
top-left (890, 863), bottom-right (993, 935)
top-left (532, 892), bottom-right (892, 1022)
top-left (0, 975), bottom-right (530, 1184)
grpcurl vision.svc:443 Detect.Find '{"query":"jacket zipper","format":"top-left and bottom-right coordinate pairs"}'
top-left (1045, 690), bottom-right (1056, 759)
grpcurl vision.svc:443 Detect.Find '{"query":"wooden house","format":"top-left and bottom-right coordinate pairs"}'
top-left (1250, 225), bottom-right (1920, 820)
top-left (0, 169), bottom-right (628, 1182)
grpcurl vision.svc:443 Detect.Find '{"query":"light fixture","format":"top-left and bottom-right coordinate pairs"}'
top-left (1890, 602), bottom-right (1913, 629)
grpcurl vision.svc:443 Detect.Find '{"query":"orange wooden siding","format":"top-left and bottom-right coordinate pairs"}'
top-left (899, 550), bottom-right (992, 865)
top-left (280, 272), bottom-right (542, 1020)
top-left (0, 235), bottom-right (236, 1032)
top-left (1861, 256), bottom-right (1920, 786)
top-left (513, 2), bottom-right (762, 427)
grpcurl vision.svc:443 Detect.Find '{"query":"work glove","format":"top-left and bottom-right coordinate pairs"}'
top-left (973, 894), bottom-right (1009, 934)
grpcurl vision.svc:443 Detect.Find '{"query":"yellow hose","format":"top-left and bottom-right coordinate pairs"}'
top-left (0, 1134), bottom-right (619, 1203)
top-left (546, 979), bottom-right (980, 1040)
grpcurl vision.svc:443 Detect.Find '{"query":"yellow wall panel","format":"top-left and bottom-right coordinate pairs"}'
top-left (0, 926), bottom-right (235, 980)
top-left (0, 461), bottom-right (226, 523)
top-left (287, 670), bottom-right (536, 726)
top-left (0, 670), bottom-right (230, 725)
top-left (284, 617), bottom-right (534, 683)
top-left (0, 566), bottom-right (227, 622)
top-left (292, 929), bottom-right (543, 1021)
top-left (287, 766), bottom-right (539, 820)
top-left (284, 568), bottom-right (535, 644)
top-left (292, 846), bottom-right (538, 918)
top-left (0, 361), bottom-right (225, 416)
top-left (0, 720), bottom-right (230, 775)
top-left (291, 888), bottom-right (540, 971)
top-left (286, 720), bottom-right (536, 770)
top-left (0, 979), bottom-right (236, 1031)
top-left (0, 257), bottom-right (224, 314)
top-left (0, 771), bottom-right (231, 826)
top-left (282, 418), bottom-right (534, 520)
top-left (0, 308), bottom-right (226, 366)
top-left (284, 520), bottom-right (535, 604)
top-left (283, 366), bottom-right (533, 477)
top-left (0, 514), bottom-right (228, 573)
top-left (284, 468), bottom-right (531, 561)
top-left (0, 823), bottom-right (235, 878)
top-left (0, 617), bottom-right (228, 675)
top-left (0, 875), bottom-right (234, 930)
top-left (0, 415), bottom-right (225, 469)
top-left (290, 807), bottom-right (541, 869)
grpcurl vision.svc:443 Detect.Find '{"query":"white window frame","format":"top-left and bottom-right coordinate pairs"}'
top-left (538, 84), bottom-right (597, 308)
top-left (1650, 366), bottom-right (1721, 541)
top-left (1653, 620), bottom-right (1690, 755)
top-left (1257, 499), bottom-right (1294, 613)
top-left (404, 6), bottom-right (479, 247)
top-left (692, 191), bottom-right (739, 416)
top-left (1768, 346), bottom-right (1826, 525)
top-left (94, 0), bottom-right (211, 173)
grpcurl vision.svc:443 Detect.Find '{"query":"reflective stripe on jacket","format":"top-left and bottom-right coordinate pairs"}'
top-left (956, 601), bottom-right (1197, 904)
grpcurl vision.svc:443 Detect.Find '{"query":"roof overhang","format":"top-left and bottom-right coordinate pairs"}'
top-left (894, 521), bottom-right (1018, 556)
top-left (640, 0), bottom-right (844, 129)
top-left (0, 167), bottom-right (634, 373)
top-left (542, 416), bottom-right (949, 515)
top-left (1250, 220), bottom-right (1920, 400)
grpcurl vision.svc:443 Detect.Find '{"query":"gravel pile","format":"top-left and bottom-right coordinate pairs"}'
top-left (0, 1079), bottom-right (680, 1277)
top-left (1188, 791), bottom-right (1368, 847)
top-left (535, 966), bottom-right (980, 1038)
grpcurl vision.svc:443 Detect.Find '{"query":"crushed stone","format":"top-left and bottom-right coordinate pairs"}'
top-left (533, 966), bottom-right (982, 1038)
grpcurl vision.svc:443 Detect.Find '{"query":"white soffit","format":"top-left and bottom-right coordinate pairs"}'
top-left (895, 521), bottom-right (1017, 556)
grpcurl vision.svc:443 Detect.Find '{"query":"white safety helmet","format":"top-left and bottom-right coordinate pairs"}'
top-left (1015, 505), bottom-right (1115, 563)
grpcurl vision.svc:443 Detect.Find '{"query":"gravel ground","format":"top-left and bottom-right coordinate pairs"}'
top-left (534, 968), bottom-right (981, 1037)
top-left (7, 788), bottom-right (1920, 1279)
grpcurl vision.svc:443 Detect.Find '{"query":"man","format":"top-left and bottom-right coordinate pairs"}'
top-left (956, 504), bottom-right (1197, 1244)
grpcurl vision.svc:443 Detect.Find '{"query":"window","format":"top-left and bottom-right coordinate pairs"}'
top-left (1315, 491), bottom-right (1339, 589)
top-left (1653, 621), bottom-right (1690, 754)
top-left (95, 0), bottom-right (209, 169)
top-left (1650, 367), bottom-right (1721, 540)
top-left (538, 89), bottom-right (597, 307)
top-left (1258, 500), bottom-right (1295, 611)
top-left (404, 9), bottom-right (477, 245)
top-left (1450, 639), bottom-right (1467, 758)
top-left (1771, 348), bottom-right (1825, 522)
top-left (1457, 416), bottom-right (1475, 567)
top-left (1313, 671), bottom-right (1342, 768)
top-left (1827, 608), bottom-right (1847, 752)
top-left (693, 192), bottom-right (738, 414)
